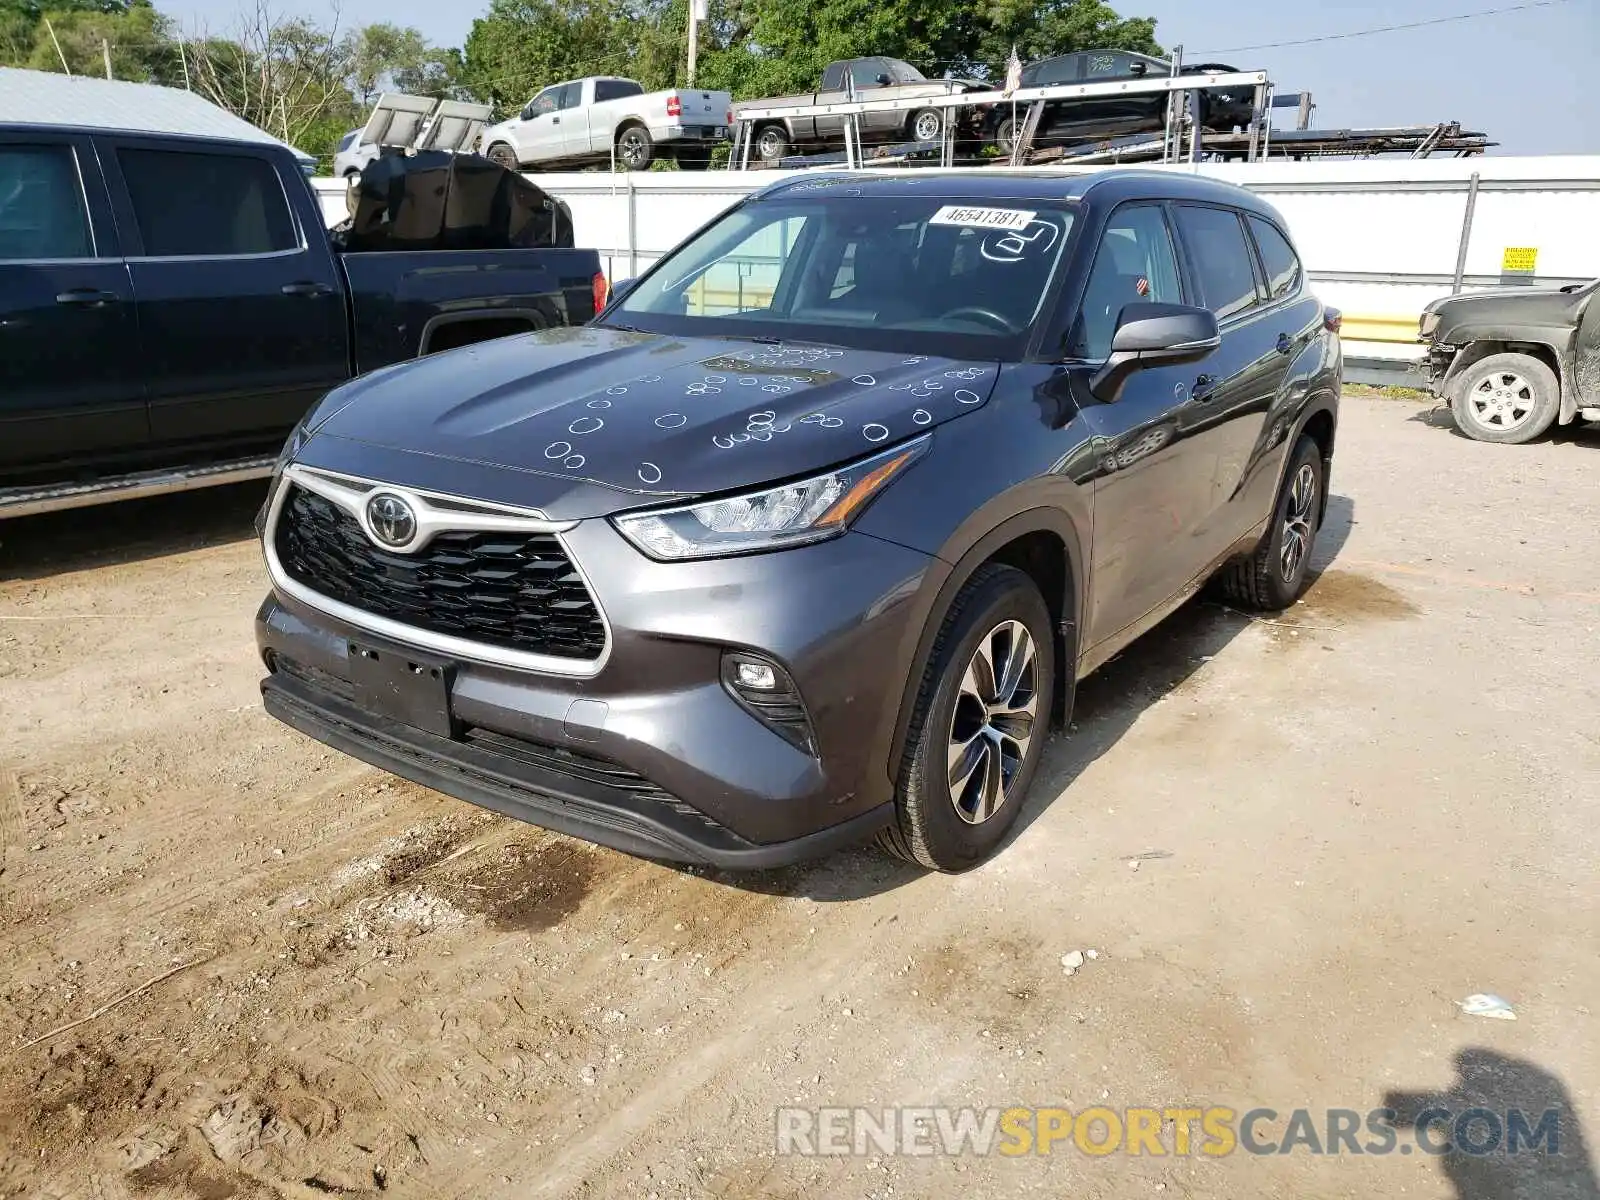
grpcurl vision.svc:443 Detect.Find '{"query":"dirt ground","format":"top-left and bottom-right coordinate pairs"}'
top-left (0, 395), bottom-right (1596, 1200)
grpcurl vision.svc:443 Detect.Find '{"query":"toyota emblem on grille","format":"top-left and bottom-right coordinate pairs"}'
top-left (365, 492), bottom-right (418, 548)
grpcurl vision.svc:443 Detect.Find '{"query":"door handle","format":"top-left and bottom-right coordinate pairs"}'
top-left (1275, 332), bottom-right (1293, 355)
top-left (1192, 373), bottom-right (1220, 401)
top-left (281, 281), bottom-right (334, 298)
top-left (56, 289), bottom-right (118, 307)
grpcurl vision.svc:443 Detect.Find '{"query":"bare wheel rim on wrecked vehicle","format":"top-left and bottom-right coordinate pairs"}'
top-left (947, 620), bottom-right (1039, 825)
top-left (1467, 369), bottom-right (1537, 431)
top-left (1281, 461), bottom-right (1318, 582)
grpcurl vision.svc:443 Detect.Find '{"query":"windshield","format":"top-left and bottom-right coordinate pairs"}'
top-left (604, 193), bottom-right (1076, 358)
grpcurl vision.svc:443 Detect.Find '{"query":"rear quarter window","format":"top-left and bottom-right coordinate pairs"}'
top-left (1247, 216), bottom-right (1302, 300)
top-left (595, 80), bottom-right (642, 103)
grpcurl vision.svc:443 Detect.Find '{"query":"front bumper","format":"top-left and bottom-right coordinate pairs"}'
top-left (256, 517), bottom-right (945, 868)
top-left (1416, 341), bottom-right (1458, 395)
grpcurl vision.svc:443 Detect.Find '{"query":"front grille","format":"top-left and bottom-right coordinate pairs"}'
top-left (274, 484), bottom-right (606, 661)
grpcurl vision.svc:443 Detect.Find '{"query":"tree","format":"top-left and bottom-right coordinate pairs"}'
top-left (185, 2), bottom-right (354, 149)
top-left (393, 46), bottom-right (468, 100)
top-left (2, 0), bottom-right (182, 81)
top-left (459, 0), bottom-right (1161, 114)
top-left (461, 0), bottom-right (635, 115)
top-left (345, 20), bottom-right (428, 106)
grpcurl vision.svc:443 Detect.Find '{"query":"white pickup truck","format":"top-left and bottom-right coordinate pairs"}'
top-left (482, 76), bottom-right (733, 172)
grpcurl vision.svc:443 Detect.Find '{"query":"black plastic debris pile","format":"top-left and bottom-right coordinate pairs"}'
top-left (334, 151), bottom-right (575, 253)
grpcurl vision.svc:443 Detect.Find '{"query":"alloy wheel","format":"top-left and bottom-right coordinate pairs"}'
top-left (619, 132), bottom-right (647, 168)
top-left (913, 111), bottom-right (943, 142)
top-left (947, 620), bottom-right (1039, 825)
top-left (1468, 371), bottom-right (1535, 430)
top-left (1280, 462), bottom-right (1317, 582)
top-left (758, 130), bottom-right (785, 160)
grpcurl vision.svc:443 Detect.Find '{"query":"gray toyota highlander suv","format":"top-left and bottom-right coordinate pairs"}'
top-left (257, 169), bottom-right (1341, 872)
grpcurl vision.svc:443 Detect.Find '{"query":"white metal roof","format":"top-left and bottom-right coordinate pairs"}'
top-left (0, 67), bottom-right (311, 161)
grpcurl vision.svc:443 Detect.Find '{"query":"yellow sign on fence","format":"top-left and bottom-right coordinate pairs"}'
top-left (1501, 246), bottom-right (1538, 273)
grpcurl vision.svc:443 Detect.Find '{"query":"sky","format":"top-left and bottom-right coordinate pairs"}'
top-left (157, 0), bottom-right (1598, 155)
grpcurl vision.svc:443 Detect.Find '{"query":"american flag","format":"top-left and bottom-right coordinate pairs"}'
top-left (1003, 45), bottom-right (1022, 96)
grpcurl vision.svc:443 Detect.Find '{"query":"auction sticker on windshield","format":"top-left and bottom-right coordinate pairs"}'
top-left (930, 206), bottom-right (1038, 231)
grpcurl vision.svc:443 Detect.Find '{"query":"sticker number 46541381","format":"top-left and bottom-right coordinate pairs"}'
top-left (929, 206), bottom-right (1038, 231)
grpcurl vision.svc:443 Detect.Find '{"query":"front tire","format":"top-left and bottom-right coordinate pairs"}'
top-left (877, 565), bottom-right (1055, 872)
top-left (1217, 435), bottom-right (1325, 611)
top-left (1451, 352), bottom-right (1560, 444)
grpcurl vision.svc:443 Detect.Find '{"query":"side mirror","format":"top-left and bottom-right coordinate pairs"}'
top-left (1130, 61), bottom-right (1149, 77)
top-left (874, 73), bottom-right (891, 85)
top-left (520, 104), bottom-right (534, 120)
top-left (608, 277), bottom-right (638, 304)
top-left (1090, 303), bottom-right (1219, 403)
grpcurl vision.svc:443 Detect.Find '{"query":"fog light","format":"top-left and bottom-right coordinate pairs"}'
top-left (737, 661), bottom-right (777, 690)
top-left (721, 651), bottom-right (817, 755)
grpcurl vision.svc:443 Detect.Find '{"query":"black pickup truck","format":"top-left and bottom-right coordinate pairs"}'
top-left (0, 125), bottom-right (604, 518)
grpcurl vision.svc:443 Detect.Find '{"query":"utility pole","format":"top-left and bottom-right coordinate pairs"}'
top-left (103, 39), bottom-right (113, 80)
top-left (45, 18), bottom-right (71, 76)
top-left (687, 0), bottom-right (707, 87)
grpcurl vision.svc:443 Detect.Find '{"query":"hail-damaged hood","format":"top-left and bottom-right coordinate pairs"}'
top-left (296, 325), bottom-right (999, 521)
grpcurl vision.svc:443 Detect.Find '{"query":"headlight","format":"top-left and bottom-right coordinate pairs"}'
top-left (612, 436), bottom-right (930, 561)
top-left (1419, 311), bottom-right (1440, 340)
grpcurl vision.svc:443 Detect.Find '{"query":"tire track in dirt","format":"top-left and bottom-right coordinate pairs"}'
top-left (0, 770), bottom-right (18, 926)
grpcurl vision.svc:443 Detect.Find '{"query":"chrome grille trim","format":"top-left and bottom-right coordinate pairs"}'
top-left (263, 464), bottom-right (612, 677)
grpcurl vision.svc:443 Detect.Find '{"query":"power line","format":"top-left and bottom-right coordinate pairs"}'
top-left (1192, 0), bottom-right (1576, 55)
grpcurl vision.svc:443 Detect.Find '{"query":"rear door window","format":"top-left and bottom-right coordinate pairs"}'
top-left (0, 144), bottom-right (93, 260)
top-left (117, 148), bottom-right (297, 258)
top-left (1174, 204), bottom-right (1260, 320)
top-left (1247, 215), bottom-right (1302, 300)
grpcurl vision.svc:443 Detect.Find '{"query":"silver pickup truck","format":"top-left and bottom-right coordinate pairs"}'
top-left (482, 76), bottom-right (733, 171)
top-left (735, 57), bottom-right (994, 165)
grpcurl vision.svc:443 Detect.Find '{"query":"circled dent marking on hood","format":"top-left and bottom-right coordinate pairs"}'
top-left (307, 328), bottom-right (1002, 501)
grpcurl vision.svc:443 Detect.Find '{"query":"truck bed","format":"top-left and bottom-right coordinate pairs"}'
top-left (340, 249), bottom-right (604, 376)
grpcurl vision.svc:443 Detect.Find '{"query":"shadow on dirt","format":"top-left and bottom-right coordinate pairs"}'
top-left (1384, 1048), bottom-right (1599, 1200)
top-left (0, 481), bottom-right (266, 583)
top-left (1409, 400), bottom-right (1600, 449)
top-left (697, 492), bottom-right (1360, 902)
